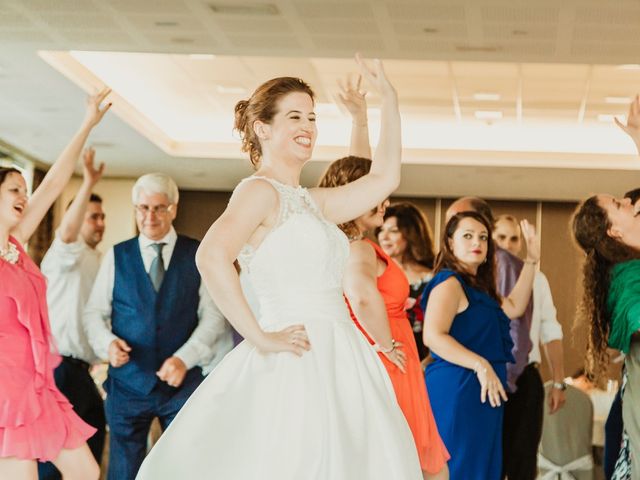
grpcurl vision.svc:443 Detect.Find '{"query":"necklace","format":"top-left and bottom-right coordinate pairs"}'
top-left (0, 242), bottom-right (19, 264)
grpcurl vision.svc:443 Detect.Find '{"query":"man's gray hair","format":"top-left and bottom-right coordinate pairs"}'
top-left (132, 173), bottom-right (179, 205)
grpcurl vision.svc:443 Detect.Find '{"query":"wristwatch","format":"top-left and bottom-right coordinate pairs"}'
top-left (552, 381), bottom-right (567, 391)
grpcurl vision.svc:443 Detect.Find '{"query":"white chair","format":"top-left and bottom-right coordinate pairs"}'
top-left (537, 382), bottom-right (594, 480)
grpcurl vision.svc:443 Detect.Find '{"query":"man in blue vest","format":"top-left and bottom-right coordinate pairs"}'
top-left (84, 172), bottom-right (233, 480)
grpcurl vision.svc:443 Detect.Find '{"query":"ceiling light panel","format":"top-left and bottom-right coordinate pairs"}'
top-left (480, 6), bottom-right (561, 23)
top-left (385, 3), bottom-right (466, 21)
top-left (294, 2), bottom-right (374, 19)
top-left (474, 110), bottom-right (503, 120)
top-left (473, 92), bottom-right (502, 101)
top-left (598, 114), bottom-right (625, 123)
top-left (107, 0), bottom-right (191, 14)
top-left (208, 2), bottom-right (280, 16)
top-left (605, 96), bottom-right (632, 105)
top-left (214, 18), bottom-right (291, 34)
top-left (617, 64), bottom-right (640, 71)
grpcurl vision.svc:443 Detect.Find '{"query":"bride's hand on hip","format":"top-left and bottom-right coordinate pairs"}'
top-left (257, 324), bottom-right (311, 356)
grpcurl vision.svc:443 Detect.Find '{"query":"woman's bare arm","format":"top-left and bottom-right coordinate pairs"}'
top-left (12, 89), bottom-right (111, 243)
top-left (311, 56), bottom-right (400, 225)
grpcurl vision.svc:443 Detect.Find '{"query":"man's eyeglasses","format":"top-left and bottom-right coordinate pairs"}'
top-left (134, 204), bottom-right (173, 216)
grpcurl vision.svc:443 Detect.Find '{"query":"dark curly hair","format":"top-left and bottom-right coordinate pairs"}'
top-left (434, 211), bottom-right (499, 302)
top-left (572, 195), bottom-right (639, 381)
top-left (376, 202), bottom-right (435, 270)
top-left (234, 77), bottom-right (315, 168)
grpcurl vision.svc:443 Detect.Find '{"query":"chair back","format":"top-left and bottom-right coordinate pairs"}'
top-left (538, 382), bottom-right (594, 480)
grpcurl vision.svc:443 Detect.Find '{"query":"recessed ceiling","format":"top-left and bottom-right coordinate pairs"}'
top-left (1, 0), bottom-right (640, 200)
top-left (39, 50), bottom-right (640, 160)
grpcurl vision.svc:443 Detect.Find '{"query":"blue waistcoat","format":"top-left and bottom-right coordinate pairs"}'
top-left (110, 235), bottom-right (201, 395)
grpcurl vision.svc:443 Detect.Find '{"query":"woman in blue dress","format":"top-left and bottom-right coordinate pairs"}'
top-left (421, 211), bottom-right (539, 479)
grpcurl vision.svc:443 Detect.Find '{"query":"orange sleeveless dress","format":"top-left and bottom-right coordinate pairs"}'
top-left (347, 239), bottom-right (449, 473)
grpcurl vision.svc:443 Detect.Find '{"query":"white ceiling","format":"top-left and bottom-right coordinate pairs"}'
top-left (2, 0), bottom-right (640, 200)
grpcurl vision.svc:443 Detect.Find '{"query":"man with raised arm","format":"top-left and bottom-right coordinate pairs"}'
top-left (38, 147), bottom-right (107, 480)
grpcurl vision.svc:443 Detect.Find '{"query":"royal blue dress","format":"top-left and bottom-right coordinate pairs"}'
top-left (421, 270), bottom-right (514, 480)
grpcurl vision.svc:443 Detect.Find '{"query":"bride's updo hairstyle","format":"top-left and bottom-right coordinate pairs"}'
top-left (234, 77), bottom-right (315, 168)
top-left (318, 155), bottom-right (372, 238)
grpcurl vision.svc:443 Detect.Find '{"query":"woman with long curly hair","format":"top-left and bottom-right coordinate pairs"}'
top-left (421, 211), bottom-right (539, 479)
top-left (571, 96), bottom-right (640, 479)
top-left (572, 194), bottom-right (640, 479)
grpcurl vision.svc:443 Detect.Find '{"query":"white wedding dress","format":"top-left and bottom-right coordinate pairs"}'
top-left (136, 177), bottom-right (422, 479)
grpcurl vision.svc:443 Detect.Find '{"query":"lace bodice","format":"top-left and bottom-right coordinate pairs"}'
top-left (237, 177), bottom-right (349, 316)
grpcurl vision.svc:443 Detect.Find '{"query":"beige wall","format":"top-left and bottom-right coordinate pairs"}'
top-left (53, 183), bottom-right (589, 381)
top-left (173, 189), bottom-right (590, 381)
top-left (55, 177), bottom-right (137, 253)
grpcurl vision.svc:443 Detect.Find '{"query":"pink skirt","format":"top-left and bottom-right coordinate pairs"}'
top-left (0, 385), bottom-right (96, 461)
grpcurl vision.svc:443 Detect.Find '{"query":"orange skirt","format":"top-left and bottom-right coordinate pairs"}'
top-left (379, 315), bottom-right (450, 473)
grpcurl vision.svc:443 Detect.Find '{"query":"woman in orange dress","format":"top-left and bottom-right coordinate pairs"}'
top-left (319, 156), bottom-right (449, 478)
top-left (319, 75), bottom-right (449, 477)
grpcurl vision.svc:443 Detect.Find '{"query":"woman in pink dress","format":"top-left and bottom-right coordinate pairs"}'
top-left (0, 88), bottom-right (111, 480)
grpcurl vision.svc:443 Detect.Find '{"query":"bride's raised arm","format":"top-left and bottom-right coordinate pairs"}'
top-left (311, 55), bottom-right (401, 225)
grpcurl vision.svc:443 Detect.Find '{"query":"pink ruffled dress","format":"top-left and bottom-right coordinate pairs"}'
top-left (0, 236), bottom-right (95, 461)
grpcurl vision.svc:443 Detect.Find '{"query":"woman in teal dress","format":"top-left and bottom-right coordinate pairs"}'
top-left (421, 211), bottom-right (539, 479)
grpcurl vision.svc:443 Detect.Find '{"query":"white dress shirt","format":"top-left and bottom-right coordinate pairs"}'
top-left (83, 227), bottom-right (233, 374)
top-left (41, 232), bottom-right (102, 364)
top-left (529, 271), bottom-right (564, 364)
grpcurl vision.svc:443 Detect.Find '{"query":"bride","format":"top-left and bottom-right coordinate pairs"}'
top-left (136, 56), bottom-right (423, 479)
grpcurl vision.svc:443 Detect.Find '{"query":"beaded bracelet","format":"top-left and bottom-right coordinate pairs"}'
top-left (375, 339), bottom-right (397, 354)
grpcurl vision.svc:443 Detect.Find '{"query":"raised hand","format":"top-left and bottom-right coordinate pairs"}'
top-left (337, 74), bottom-right (368, 123)
top-left (83, 87), bottom-right (112, 128)
top-left (615, 94), bottom-right (640, 151)
top-left (256, 324), bottom-right (311, 356)
top-left (355, 53), bottom-right (396, 98)
top-left (520, 219), bottom-right (540, 263)
top-left (82, 147), bottom-right (105, 187)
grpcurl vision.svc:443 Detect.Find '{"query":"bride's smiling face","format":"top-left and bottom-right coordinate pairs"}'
top-left (256, 92), bottom-right (317, 163)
